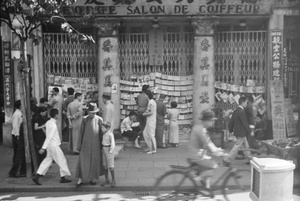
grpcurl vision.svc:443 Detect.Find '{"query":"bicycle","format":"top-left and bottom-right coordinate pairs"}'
top-left (154, 148), bottom-right (263, 201)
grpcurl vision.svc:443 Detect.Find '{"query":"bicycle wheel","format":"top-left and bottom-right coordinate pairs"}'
top-left (222, 169), bottom-right (251, 201)
top-left (154, 170), bottom-right (198, 201)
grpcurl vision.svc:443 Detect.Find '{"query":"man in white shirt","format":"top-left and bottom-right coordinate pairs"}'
top-left (11, 100), bottom-right (22, 164)
top-left (120, 111), bottom-right (141, 148)
top-left (32, 108), bottom-right (71, 185)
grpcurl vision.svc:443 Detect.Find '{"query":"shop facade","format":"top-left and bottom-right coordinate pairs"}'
top-left (1, 0), bottom-right (300, 142)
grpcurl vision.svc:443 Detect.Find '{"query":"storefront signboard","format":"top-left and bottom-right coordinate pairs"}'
top-left (270, 80), bottom-right (286, 139)
top-left (270, 30), bottom-right (283, 80)
top-left (284, 98), bottom-right (297, 137)
top-left (61, 0), bottom-right (274, 16)
top-left (282, 47), bottom-right (288, 89)
top-left (149, 28), bottom-right (163, 66)
top-left (2, 41), bottom-right (14, 108)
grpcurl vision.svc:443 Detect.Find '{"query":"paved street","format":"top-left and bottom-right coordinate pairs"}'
top-left (0, 191), bottom-right (300, 201)
top-left (0, 140), bottom-right (299, 201)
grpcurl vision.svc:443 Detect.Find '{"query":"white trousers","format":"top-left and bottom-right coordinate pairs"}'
top-left (37, 146), bottom-right (71, 177)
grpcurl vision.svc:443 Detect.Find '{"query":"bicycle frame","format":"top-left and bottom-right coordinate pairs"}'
top-left (170, 163), bottom-right (237, 192)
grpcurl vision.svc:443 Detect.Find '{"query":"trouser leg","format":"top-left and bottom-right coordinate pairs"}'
top-left (110, 168), bottom-right (116, 187)
top-left (51, 146), bottom-right (71, 177)
top-left (12, 136), bottom-right (18, 164)
top-left (224, 137), bottom-right (246, 162)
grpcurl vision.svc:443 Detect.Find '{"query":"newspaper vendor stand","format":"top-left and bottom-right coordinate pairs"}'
top-left (250, 157), bottom-right (295, 201)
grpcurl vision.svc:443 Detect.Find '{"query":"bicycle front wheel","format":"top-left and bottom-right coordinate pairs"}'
top-left (222, 169), bottom-right (251, 201)
top-left (154, 170), bottom-right (198, 201)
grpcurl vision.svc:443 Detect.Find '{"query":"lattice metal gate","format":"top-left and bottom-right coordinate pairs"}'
top-left (43, 33), bottom-right (98, 78)
top-left (215, 30), bottom-right (267, 109)
top-left (119, 26), bottom-right (194, 80)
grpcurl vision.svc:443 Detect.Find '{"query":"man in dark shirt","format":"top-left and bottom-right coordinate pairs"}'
top-left (224, 97), bottom-right (253, 165)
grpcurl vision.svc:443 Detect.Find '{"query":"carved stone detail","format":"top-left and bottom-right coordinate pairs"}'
top-left (95, 22), bottom-right (121, 37)
top-left (192, 20), bottom-right (218, 36)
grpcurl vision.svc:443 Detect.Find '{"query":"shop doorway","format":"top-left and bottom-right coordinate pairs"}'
top-left (119, 23), bottom-right (194, 80)
top-left (214, 22), bottom-right (268, 110)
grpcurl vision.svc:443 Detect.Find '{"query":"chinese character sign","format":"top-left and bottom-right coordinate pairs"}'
top-left (270, 80), bottom-right (286, 139)
top-left (284, 98), bottom-right (297, 137)
top-left (149, 28), bottom-right (163, 66)
top-left (2, 42), bottom-right (14, 108)
top-left (271, 30), bottom-right (283, 80)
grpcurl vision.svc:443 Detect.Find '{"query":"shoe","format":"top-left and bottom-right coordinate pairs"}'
top-left (32, 177), bottom-right (41, 185)
top-left (222, 160), bottom-right (230, 167)
top-left (9, 173), bottom-right (17, 178)
top-left (90, 181), bottom-right (96, 185)
top-left (76, 182), bottom-right (83, 187)
top-left (101, 180), bottom-right (110, 187)
top-left (17, 173), bottom-right (26, 177)
top-left (111, 180), bottom-right (116, 188)
top-left (144, 149), bottom-right (150, 152)
top-left (60, 178), bottom-right (71, 183)
top-left (152, 150), bottom-right (157, 153)
top-left (135, 145), bottom-right (142, 149)
top-left (146, 151), bottom-right (153, 154)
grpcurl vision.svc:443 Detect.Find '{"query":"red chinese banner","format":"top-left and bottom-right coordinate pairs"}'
top-left (270, 30), bottom-right (283, 80)
top-left (2, 42), bottom-right (14, 108)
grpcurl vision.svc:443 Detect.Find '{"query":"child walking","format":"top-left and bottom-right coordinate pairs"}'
top-left (101, 121), bottom-right (116, 188)
top-left (168, 101), bottom-right (179, 147)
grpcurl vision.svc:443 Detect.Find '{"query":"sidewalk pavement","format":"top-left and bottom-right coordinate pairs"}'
top-left (0, 140), bottom-right (300, 196)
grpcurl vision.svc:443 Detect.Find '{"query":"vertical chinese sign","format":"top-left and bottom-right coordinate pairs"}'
top-left (149, 28), bottom-right (163, 66)
top-left (282, 47), bottom-right (288, 92)
top-left (270, 80), bottom-right (286, 139)
top-left (270, 30), bottom-right (283, 80)
top-left (284, 98), bottom-right (297, 137)
top-left (2, 42), bottom-right (14, 109)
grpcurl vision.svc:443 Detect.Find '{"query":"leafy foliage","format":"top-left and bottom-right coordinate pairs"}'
top-left (208, 104), bottom-right (233, 133)
top-left (0, 0), bottom-right (95, 44)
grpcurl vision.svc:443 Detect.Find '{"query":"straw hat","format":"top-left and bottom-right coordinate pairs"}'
top-left (87, 102), bottom-right (99, 113)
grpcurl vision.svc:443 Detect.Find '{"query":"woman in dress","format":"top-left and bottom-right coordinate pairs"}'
top-left (168, 101), bottom-right (179, 147)
top-left (142, 90), bottom-right (157, 154)
top-left (32, 106), bottom-right (49, 165)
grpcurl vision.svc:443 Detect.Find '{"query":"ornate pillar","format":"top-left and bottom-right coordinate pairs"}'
top-left (192, 19), bottom-right (218, 125)
top-left (95, 21), bottom-right (121, 131)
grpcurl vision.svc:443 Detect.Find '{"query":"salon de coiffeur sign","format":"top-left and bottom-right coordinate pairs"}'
top-left (61, 0), bottom-right (275, 16)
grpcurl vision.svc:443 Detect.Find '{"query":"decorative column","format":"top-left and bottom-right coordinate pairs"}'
top-left (95, 21), bottom-right (121, 131)
top-left (192, 19), bottom-right (218, 125)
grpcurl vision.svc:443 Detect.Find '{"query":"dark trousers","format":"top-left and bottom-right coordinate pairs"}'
top-left (137, 112), bottom-right (147, 131)
top-left (12, 135), bottom-right (18, 163)
top-left (9, 138), bottom-right (26, 176)
top-left (122, 127), bottom-right (141, 141)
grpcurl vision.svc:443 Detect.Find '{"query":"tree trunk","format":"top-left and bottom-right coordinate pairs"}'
top-left (24, 55), bottom-right (38, 172)
top-left (18, 38), bottom-right (38, 178)
top-left (17, 41), bottom-right (32, 178)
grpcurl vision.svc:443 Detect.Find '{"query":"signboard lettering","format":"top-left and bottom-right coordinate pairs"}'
top-left (271, 30), bottom-right (283, 80)
top-left (270, 80), bottom-right (286, 139)
top-left (61, 0), bottom-right (272, 16)
top-left (2, 41), bottom-right (14, 108)
top-left (149, 28), bottom-right (163, 66)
